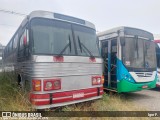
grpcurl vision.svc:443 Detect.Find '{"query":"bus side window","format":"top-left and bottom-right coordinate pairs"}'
top-left (13, 34), bottom-right (18, 50)
top-left (102, 41), bottom-right (108, 59)
top-left (111, 39), bottom-right (117, 65)
top-left (18, 29), bottom-right (29, 61)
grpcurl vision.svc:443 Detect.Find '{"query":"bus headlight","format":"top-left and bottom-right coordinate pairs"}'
top-left (45, 82), bottom-right (52, 89)
top-left (92, 78), bottom-right (97, 85)
top-left (44, 79), bottom-right (61, 91)
top-left (124, 74), bottom-right (135, 83)
top-left (97, 78), bottom-right (101, 84)
top-left (92, 76), bottom-right (102, 85)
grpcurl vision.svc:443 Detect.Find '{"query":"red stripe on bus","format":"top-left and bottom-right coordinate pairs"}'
top-left (31, 100), bottom-right (50, 106)
top-left (30, 94), bottom-right (50, 99)
top-left (53, 92), bottom-right (98, 103)
top-left (53, 87), bottom-right (97, 98)
top-left (100, 91), bottom-right (104, 95)
top-left (53, 97), bottom-right (73, 103)
top-left (30, 87), bottom-right (103, 105)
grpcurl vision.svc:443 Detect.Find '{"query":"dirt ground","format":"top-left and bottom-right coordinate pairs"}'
top-left (122, 88), bottom-right (160, 111)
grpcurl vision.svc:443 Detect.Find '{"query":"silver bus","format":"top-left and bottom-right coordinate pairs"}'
top-left (2, 11), bottom-right (103, 109)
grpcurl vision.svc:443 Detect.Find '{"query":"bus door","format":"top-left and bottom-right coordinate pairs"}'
top-left (102, 40), bottom-right (109, 88)
top-left (102, 38), bottom-right (117, 89)
top-left (110, 39), bottom-right (117, 89)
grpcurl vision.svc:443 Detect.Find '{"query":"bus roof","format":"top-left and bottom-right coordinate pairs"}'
top-left (5, 10), bottom-right (96, 52)
top-left (97, 26), bottom-right (153, 40)
top-left (26, 10), bottom-right (95, 29)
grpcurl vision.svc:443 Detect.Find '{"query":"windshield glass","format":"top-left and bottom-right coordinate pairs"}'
top-left (31, 18), bottom-right (99, 57)
top-left (144, 40), bottom-right (156, 68)
top-left (122, 37), bottom-right (156, 71)
top-left (31, 18), bottom-right (75, 55)
top-left (73, 25), bottom-right (100, 57)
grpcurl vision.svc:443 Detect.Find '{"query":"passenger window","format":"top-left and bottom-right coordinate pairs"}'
top-left (13, 34), bottom-right (18, 49)
top-left (19, 29), bottom-right (29, 50)
top-left (8, 41), bottom-right (13, 54)
top-left (102, 41), bottom-right (108, 58)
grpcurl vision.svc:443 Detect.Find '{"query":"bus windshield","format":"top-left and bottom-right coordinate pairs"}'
top-left (31, 18), bottom-right (75, 56)
top-left (31, 18), bottom-right (100, 57)
top-left (122, 37), bottom-right (156, 71)
top-left (73, 25), bottom-right (100, 57)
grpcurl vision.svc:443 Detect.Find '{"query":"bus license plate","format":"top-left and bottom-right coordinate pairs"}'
top-left (73, 93), bottom-right (84, 98)
top-left (142, 85), bottom-right (148, 89)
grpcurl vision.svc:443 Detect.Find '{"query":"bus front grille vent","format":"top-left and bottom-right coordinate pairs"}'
top-left (135, 72), bottom-right (153, 77)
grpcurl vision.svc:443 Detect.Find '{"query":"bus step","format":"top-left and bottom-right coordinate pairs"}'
top-left (110, 81), bottom-right (117, 83)
top-left (103, 88), bottom-right (117, 92)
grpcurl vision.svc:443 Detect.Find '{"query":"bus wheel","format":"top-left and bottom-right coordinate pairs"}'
top-left (18, 74), bottom-right (22, 89)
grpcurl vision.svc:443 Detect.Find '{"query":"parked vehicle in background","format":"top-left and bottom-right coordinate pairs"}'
top-left (2, 11), bottom-right (103, 109)
top-left (154, 40), bottom-right (160, 87)
top-left (98, 26), bottom-right (157, 93)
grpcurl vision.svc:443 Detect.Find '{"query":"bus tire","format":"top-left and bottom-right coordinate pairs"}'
top-left (18, 74), bottom-right (22, 88)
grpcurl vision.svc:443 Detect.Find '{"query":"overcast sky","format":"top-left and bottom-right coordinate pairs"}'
top-left (0, 0), bottom-right (160, 46)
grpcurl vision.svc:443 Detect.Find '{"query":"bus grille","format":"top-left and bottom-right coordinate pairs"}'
top-left (135, 72), bottom-right (153, 77)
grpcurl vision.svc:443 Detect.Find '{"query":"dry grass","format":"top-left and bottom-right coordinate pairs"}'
top-left (60, 93), bottom-right (146, 111)
top-left (0, 72), bottom-right (32, 111)
top-left (0, 73), bottom-right (158, 120)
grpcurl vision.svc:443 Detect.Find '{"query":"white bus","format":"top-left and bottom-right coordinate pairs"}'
top-left (2, 11), bottom-right (103, 109)
top-left (98, 27), bottom-right (157, 92)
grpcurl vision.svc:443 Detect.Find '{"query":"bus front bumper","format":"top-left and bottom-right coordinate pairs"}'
top-left (30, 87), bottom-right (103, 109)
top-left (117, 79), bottom-right (157, 93)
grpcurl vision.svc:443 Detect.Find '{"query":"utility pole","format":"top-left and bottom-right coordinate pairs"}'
top-left (0, 9), bottom-right (26, 16)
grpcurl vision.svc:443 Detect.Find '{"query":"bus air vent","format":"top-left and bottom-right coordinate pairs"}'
top-left (135, 72), bottom-right (153, 77)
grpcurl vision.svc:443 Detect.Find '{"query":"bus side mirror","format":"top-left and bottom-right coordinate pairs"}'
top-left (120, 37), bottom-right (125, 46)
top-left (23, 36), bottom-right (27, 46)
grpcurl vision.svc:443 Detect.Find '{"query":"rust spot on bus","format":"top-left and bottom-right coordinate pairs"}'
top-left (53, 56), bottom-right (64, 62)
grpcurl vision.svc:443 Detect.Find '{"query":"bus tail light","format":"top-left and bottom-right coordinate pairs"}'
top-left (101, 75), bottom-right (104, 84)
top-left (44, 79), bottom-right (61, 91)
top-left (92, 76), bottom-right (102, 85)
top-left (32, 80), bottom-right (41, 91)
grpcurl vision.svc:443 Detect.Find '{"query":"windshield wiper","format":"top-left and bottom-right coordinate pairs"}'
top-left (57, 35), bottom-right (71, 56)
top-left (77, 36), bottom-right (95, 58)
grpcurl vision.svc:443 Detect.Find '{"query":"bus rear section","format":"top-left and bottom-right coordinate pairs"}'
top-left (29, 56), bottom-right (103, 109)
top-left (98, 26), bottom-right (157, 93)
top-left (154, 40), bottom-right (160, 87)
top-left (3, 11), bottom-right (103, 109)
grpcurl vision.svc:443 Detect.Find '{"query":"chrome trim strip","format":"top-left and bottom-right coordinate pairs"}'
top-left (32, 99), bottom-right (49, 102)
